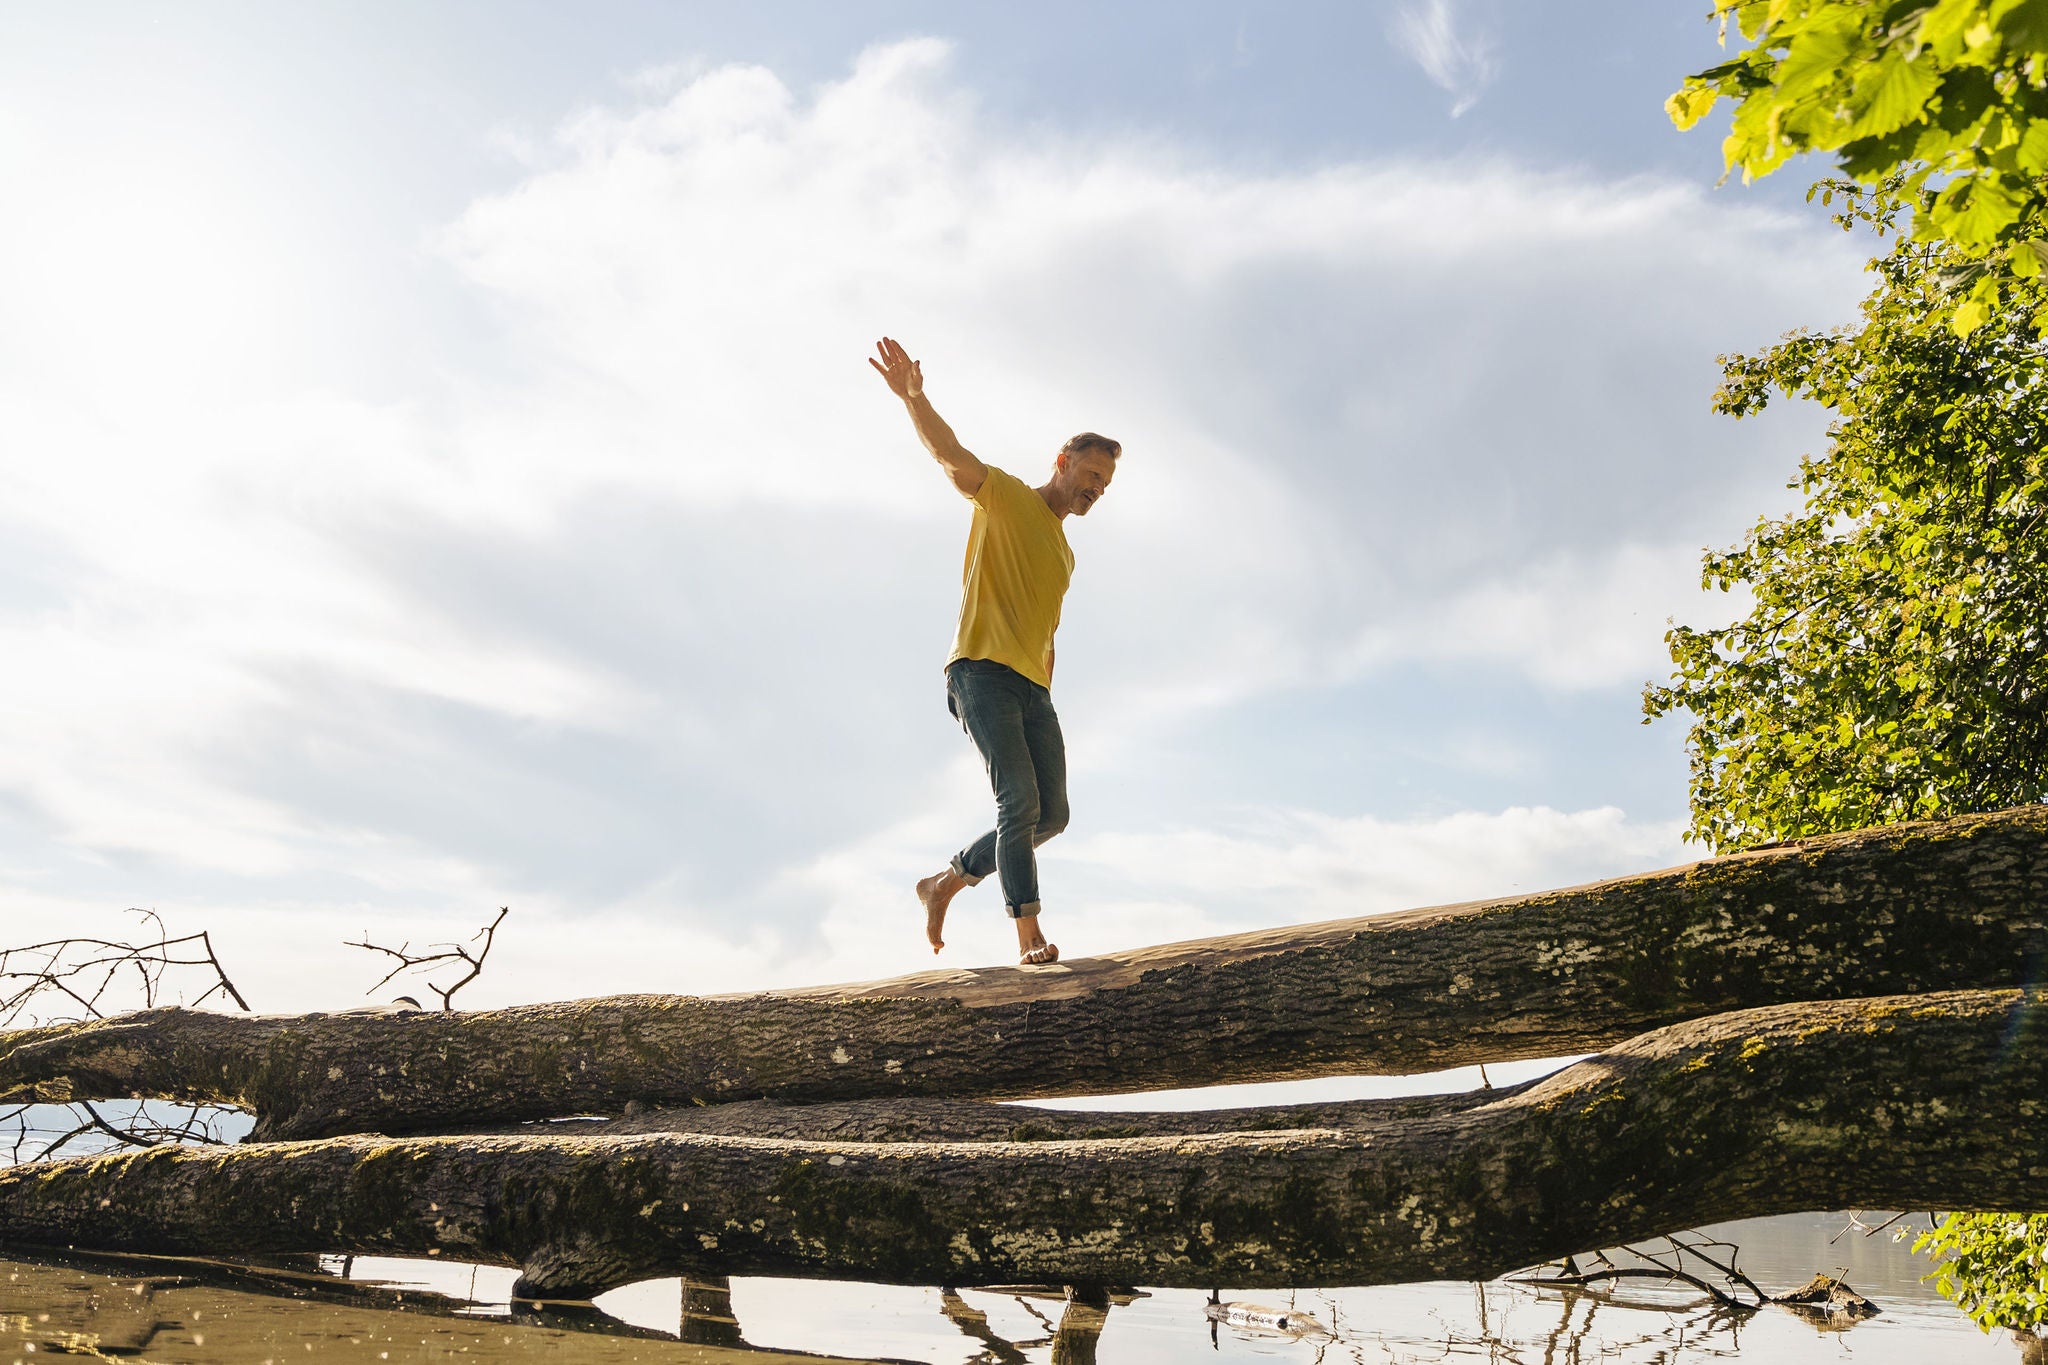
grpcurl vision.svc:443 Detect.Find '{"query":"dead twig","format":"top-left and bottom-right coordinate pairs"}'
top-left (1516, 1263), bottom-right (1750, 1312)
top-left (1833, 1209), bottom-right (1915, 1242)
top-left (0, 909), bottom-right (249, 1029)
top-left (1515, 1232), bottom-right (1771, 1312)
top-left (1664, 1231), bottom-right (1770, 1306)
top-left (1, 911), bottom-right (252, 1165)
top-left (347, 906), bottom-right (509, 1012)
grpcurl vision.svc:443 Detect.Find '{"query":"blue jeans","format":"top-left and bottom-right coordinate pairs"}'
top-left (946, 659), bottom-right (1069, 918)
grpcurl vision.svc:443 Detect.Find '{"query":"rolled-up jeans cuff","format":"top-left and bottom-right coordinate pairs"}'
top-left (949, 855), bottom-right (985, 886)
top-left (1006, 899), bottom-right (1042, 921)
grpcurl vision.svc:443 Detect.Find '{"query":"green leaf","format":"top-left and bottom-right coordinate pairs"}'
top-left (2015, 118), bottom-right (2048, 172)
top-left (1851, 51), bottom-right (1946, 139)
top-left (1992, 0), bottom-right (2048, 50)
top-left (1919, 0), bottom-right (1993, 54)
top-left (1774, 25), bottom-right (1861, 102)
top-left (1668, 83), bottom-right (1722, 130)
top-left (1931, 175), bottom-right (2028, 245)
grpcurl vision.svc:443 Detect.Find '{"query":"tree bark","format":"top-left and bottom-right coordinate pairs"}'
top-left (4, 989), bottom-right (2042, 1300)
top-left (2, 806), bottom-right (2044, 1140)
top-left (515, 1088), bottom-right (1512, 1144)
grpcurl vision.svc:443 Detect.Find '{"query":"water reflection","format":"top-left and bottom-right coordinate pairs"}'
top-left (681, 1272), bottom-right (745, 1347)
top-left (2, 1213), bottom-right (2043, 1363)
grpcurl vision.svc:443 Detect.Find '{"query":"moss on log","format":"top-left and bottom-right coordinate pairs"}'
top-left (4, 989), bottom-right (2043, 1299)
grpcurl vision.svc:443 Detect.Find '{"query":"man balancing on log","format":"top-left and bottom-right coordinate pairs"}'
top-left (869, 336), bottom-right (1120, 967)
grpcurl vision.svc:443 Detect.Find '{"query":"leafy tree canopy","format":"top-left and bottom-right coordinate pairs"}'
top-left (1644, 189), bottom-right (2048, 1329)
top-left (1671, 1), bottom-right (2048, 331)
top-left (1643, 186), bottom-right (2048, 853)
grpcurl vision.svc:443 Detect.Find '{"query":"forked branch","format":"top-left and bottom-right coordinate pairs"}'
top-left (347, 906), bottom-right (509, 1012)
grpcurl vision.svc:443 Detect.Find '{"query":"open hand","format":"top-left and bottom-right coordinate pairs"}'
top-left (869, 336), bottom-right (923, 400)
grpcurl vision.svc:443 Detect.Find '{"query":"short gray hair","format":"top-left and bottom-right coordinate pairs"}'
top-left (1060, 432), bottom-right (1121, 460)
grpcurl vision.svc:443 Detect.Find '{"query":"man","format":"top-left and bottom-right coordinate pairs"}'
top-left (869, 336), bottom-right (1118, 966)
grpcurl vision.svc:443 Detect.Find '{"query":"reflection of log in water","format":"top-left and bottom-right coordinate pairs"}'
top-left (1051, 1287), bottom-right (1108, 1365)
top-left (939, 1287), bottom-right (1031, 1364)
top-left (939, 1284), bottom-right (1118, 1365)
top-left (680, 1272), bottom-right (743, 1347)
top-left (0, 1246), bottom-right (2001, 1362)
top-left (1, 989), bottom-right (2042, 1297)
top-left (0, 1249), bottom-right (878, 1363)
top-left (4, 806), bottom-right (2043, 1141)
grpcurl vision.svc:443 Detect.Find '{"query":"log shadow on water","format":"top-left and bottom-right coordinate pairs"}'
top-left (0, 1245), bottom-right (909, 1362)
top-left (6, 1240), bottom-right (2025, 1364)
top-left (937, 1282), bottom-right (1133, 1365)
top-left (0, 1243), bottom-right (1140, 1364)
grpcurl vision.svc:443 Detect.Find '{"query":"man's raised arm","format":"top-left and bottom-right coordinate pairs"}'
top-left (870, 336), bottom-right (987, 498)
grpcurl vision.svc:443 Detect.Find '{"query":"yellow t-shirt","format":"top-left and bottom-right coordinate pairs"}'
top-left (946, 465), bottom-right (1074, 689)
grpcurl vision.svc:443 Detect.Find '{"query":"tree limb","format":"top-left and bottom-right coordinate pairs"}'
top-left (1, 806), bottom-right (2043, 1141)
top-left (3, 989), bottom-right (2042, 1300)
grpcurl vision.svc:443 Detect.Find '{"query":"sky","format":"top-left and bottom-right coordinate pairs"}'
top-left (0, 2), bottom-right (1875, 1029)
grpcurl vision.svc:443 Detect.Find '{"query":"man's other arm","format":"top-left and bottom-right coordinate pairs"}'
top-left (870, 336), bottom-right (987, 497)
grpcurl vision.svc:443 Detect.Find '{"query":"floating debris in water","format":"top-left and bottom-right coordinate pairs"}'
top-left (1204, 1295), bottom-right (1332, 1337)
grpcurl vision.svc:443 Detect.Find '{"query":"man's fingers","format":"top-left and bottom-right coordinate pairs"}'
top-left (870, 336), bottom-right (917, 383)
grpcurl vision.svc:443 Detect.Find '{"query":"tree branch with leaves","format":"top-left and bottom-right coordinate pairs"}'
top-left (1672, 1), bottom-right (2048, 332)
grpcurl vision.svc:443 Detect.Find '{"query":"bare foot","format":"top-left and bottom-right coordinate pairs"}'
top-left (915, 869), bottom-right (963, 953)
top-left (1014, 911), bottom-right (1058, 966)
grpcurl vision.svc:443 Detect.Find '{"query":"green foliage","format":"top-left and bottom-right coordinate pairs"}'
top-left (1914, 1213), bottom-right (2048, 1331)
top-left (1671, 1), bottom-right (2048, 331)
top-left (1644, 190), bottom-right (2048, 1332)
top-left (1642, 195), bottom-right (2048, 852)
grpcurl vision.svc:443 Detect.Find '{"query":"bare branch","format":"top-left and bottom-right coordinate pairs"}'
top-left (1831, 1209), bottom-right (1916, 1242)
top-left (0, 910), bottom-right (251, 1029)
top-left (0, 915), bottom-right (252, 1165)
top-left (1518, 1232), bottom-right (1774, 1312)
top-left (1514, 1264), bottom-right (1751, 1312)
top-left (347, 907), bottom-right (509, 1012)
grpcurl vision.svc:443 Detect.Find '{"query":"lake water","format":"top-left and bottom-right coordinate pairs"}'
top-left (6, 1211), bottom-right (2042, 1363)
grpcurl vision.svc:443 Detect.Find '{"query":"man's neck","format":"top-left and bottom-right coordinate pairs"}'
top-left (1036, 482), bottom-right (1073, 519)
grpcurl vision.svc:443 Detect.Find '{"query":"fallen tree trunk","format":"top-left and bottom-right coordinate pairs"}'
top-left (4, 989), bottom-right (2042, 1299)
top-left (4, 806), bottom-right (2045, 1140)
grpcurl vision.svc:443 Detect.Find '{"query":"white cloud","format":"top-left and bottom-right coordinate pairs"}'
top-left (781, 798), bottom-right (1689, 981)
top-left (1391, 0), bottom-right (1500, 117)
top-left (0, 39), bottom-right (1858, 1001)
top-left (1343, 542), bottom-right (1704, 690)
top-left (1053, 803), bottom-right (1689, 935)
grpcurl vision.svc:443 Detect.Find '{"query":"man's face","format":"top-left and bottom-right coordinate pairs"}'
top-left (1060, 451), bottom-right (1117, 515)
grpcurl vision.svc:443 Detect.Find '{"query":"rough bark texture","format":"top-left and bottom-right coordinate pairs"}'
top-left (514, 1089), bottom-right (1512, 1144)
top-left (4, 806), bottom-right (2045, 1140)
top-left (3, 989), bottom-right (2042, 1299)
